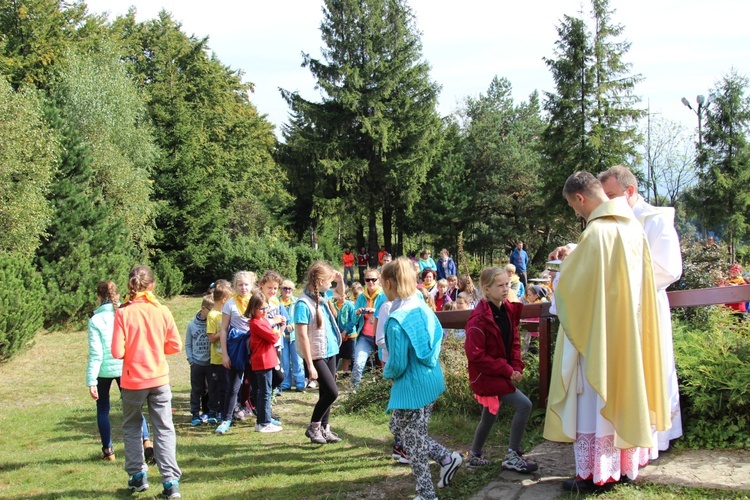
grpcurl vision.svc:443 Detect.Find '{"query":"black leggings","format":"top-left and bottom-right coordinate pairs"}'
top-left (311, 356), bottom-right (338, 426)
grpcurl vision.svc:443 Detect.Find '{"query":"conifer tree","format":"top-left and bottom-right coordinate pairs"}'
top-left (38, 102), bottom-right (132, 327)
top-left (541, 0), bottom-right (643, 219)
top-left (698, 70), bottom-right (750, 261)
top-left (281, 0), bottom-right (441, 253)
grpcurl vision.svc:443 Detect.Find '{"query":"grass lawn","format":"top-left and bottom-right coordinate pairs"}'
top-left (0, 295), bottom-right (515, 499)
top-left (0, 295), bottom-right (742, 499)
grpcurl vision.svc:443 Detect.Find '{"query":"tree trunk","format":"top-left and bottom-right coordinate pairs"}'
top-left (382, 204), bottom-right (393, 254)
top-left (368, 208), bottom-right (378, 267)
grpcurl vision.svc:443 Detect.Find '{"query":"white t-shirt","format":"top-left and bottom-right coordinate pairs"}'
top-left (222, 297), bottom-right (250, 332)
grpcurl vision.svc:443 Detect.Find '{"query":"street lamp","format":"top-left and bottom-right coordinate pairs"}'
top-left (681, 94), bottom-right (709, 238)
top-left (681, 95), bottom-right (708, 176)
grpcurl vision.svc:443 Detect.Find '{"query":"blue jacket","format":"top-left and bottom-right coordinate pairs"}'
top-left (509, 248), bottom-right (529, 272)
top-left (436, 257), bottom-right (457, 280)
top-left (86, 303), bottom-right (122, 386)
top-left (383, 300), bottom-right (445, 412)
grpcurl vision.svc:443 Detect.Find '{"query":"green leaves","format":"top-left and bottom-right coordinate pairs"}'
top-left (0, 79), bottom-right (58, 258)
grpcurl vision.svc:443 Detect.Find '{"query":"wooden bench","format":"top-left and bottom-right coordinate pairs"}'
top-left (435, 285), bottom-right (750, 408)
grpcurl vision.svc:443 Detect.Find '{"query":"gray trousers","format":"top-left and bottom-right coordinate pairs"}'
top-left (471, 388), bottom-right (532, 454)
top-left (121, 384), bottom-right (181, 483)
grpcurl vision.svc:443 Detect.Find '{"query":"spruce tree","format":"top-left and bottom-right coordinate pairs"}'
top-left (541, 0), bottom-right (643, 220)
top-left (281, 0), bottom-right (441, 253)
top-left (698, 70), bottom-right (750, 261)
top-left (38, 103), bottom-right (132, 328)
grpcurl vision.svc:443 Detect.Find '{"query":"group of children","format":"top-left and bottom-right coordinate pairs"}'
top-left (87, 257), bottom-right (540, 499)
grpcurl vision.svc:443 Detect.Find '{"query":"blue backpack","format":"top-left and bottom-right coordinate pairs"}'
top-left (226, 326), bottom-right (249, 369)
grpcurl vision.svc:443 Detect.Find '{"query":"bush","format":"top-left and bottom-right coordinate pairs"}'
top-left (293, 245), bottom-right (324, 284)
top-left (0, 255), bottom-right (45, 362)
top-left (340, 335), bottom-right (542, 419)
top-left (674, 309), bottom-right (750, 449)
top-left (153, 253), bottom-right (184, 299)
top-left (670, 240), bottom-right (728, 324)
top-left (208, 234), bottom-right (299, 286)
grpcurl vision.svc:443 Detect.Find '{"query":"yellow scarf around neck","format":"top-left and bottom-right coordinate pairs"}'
top-left (129, 291), bottom-right (161, 305)
top-left (363, 286), bottom-right (381, 307)
top-left (234, 293), bottom-right (250, 316)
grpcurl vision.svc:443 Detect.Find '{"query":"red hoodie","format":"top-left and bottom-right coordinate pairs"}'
top-left (249, 317), bottom-right (280, 370)
top-left (464, 299), bottom-right (524, 397)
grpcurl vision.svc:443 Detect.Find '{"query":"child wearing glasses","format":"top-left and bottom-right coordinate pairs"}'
top-left (245, 291), bottom-right (282, 433)
top-left (351, 269), bottom-right (387, 388)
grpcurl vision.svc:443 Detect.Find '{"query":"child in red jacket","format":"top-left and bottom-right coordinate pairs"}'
top-left (464, 267), bottom-right (537, 473)
top-left (246, 291), bottom-right (282, 433)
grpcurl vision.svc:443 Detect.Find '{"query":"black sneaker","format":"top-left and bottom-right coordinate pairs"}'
top-left (128, 471), bottom-right (148, 492)
top-left (162, 480), bottom-right (181, 498)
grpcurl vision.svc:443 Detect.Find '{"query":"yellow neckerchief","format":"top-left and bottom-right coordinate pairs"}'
top-left (233, 293), bottom-right (250, 316)
top-left (363, 286), bottom-right (381, 307)
top-left (125, 291), bottom-right (161, 305)
top-left (267, 295), bottom-right (280, 307)
top-left (423, 281), bottom-right (436, 292)
top-left (279, 295), bottom-right (294, 307)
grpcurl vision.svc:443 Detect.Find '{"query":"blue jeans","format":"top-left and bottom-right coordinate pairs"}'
top-left (351, 335), bottom-right (377, 387)
top-left (281, 336), bottom-right (306, 390)
top-left (253, 368), bottom-right (273, 425)
top-left (96, 377), bottom-right (149, 449)
top-left (344, 266), bottom-right (354, 285)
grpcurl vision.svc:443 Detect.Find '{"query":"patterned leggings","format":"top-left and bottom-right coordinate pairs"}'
top-left (389, 403), bottom-right (450, 500)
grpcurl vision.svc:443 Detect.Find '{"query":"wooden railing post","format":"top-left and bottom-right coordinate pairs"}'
top-left (538, 316), bottom-right (552, 409)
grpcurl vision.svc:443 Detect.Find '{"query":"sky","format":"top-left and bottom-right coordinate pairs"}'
top-left (85, 0), bottom-right (750, 140)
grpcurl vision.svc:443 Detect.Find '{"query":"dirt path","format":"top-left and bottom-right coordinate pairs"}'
top-left (471, 441), bottom-right (750, 499)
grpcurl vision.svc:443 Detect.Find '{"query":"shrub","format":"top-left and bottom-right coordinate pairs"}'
top-left (674, 309), bottom-right (750, 449)
top-left (208, 235), bottom-right (298, 286)
top-left (340, 335), bottom-right (542, 419)
top-left (0, 255), bottom-right (45, 362)
top-left (294, 245), bottom-right (324, 283)
top-left (670, 239), bottom-right (728, 324)
top-left (153, 253), bottom-right (184, 299)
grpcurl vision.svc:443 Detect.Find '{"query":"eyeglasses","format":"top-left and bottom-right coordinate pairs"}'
top-left (281, 287), bottom-right (293, 292)
top-left (258, 306), bottom-right (269, 311)
top-left (364, 278), bottom-right (378, 283)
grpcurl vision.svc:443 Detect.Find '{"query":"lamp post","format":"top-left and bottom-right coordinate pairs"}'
top-left (681, 94), bottom-right (709, 238)
top-left (681, 95), bottom-right (708, 177)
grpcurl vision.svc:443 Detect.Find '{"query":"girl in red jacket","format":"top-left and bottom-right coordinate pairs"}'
top-left (246, 291), bottom-right (282, 433)
top-left (464, 267), bottom-right (537, 473)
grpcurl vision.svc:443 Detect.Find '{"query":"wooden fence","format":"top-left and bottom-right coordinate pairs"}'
top-left (435, 284), bottom-right (750, 408)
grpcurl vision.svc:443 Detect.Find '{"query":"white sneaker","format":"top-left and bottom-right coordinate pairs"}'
top-left (437, 451), bottom-right (462, 488)
top-left (256, 423), bottom-right (282, 433)
top-left (307, 380), bottom-right (318, 389)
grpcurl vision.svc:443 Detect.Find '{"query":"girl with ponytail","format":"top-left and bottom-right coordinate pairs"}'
top-left (294, 261), bottom-right (344, 444)
top-left (111, 265), bottom-right (183, 497)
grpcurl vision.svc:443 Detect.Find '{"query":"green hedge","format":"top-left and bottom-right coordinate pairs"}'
top-left (0, 255), bottom-right (45, 361)
top-left (674, 308), bottom-right (750, 449)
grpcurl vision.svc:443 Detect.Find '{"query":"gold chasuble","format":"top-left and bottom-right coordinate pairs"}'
top-left (544, 197), bottom-right (669, 450)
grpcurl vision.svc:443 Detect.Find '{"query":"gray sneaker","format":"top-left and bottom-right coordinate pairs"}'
top-left (322, 425), bottom-right (342, 443)
top-left (305, 423), bottom-right (327, 444)
top-left (502, 449), bottom-right (538, 473)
